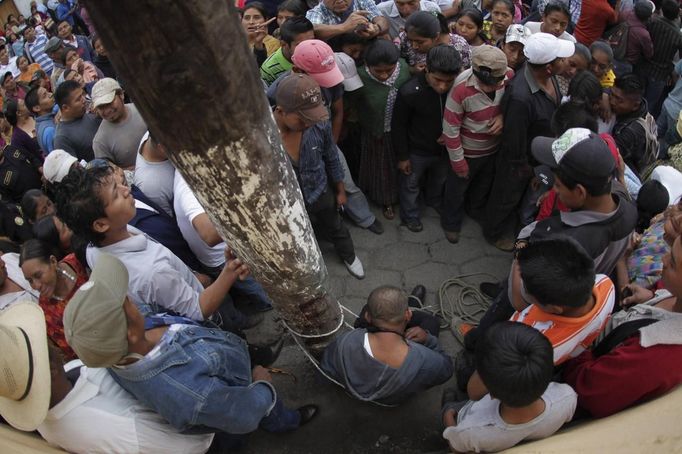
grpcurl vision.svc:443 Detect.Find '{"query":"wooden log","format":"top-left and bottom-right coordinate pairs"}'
top-left (81, 0), bottom-right (342, 350)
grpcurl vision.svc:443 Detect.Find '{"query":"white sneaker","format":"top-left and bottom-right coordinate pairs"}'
top-left (344, 256), bottom-right (365, 279)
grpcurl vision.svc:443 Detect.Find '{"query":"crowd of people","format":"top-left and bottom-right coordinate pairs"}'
top-left (0, 0), bottom-right (681, 452)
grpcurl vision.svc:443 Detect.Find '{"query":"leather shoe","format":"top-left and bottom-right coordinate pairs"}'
top-left (297, 404), bottom-right (319, 426)
top-left (409, 284), bottom-right (426, 308)
top-left (367, 219), bottom-right (384, 234)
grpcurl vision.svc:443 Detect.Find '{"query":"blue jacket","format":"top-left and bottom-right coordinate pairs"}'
top-left (110, 326), bottom-right (278, 434)
top-left (36, 113), bottom-right (56, 154)
top-left (321, 328), bottom-right (453, 405)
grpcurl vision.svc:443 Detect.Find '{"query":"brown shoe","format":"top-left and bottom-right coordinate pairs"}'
top-left (383, 205), bottom-right (395, 220)
top-left (493, 237), bottom-right (515, 252)
top-left (445, 230), bottom-right (460, 244)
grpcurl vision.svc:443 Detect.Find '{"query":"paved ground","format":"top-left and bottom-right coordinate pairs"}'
top-left (241, 206), bottom-right (512, 454)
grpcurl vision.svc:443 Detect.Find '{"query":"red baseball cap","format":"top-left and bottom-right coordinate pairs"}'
top-left (291, 39), bottom-right (344, 88)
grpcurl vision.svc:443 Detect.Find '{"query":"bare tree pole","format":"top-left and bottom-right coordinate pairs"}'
top-left (82, 0), bottom-right (342, 351)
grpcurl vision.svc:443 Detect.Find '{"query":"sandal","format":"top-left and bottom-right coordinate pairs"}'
top-left (383, 205), bottom-right (395, 220)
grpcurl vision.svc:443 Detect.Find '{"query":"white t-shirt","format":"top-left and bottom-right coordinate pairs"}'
top-left (0, 56), bottom-right (20, 78)
top-left (525, 21), bottom-right (577, 43)
top-left (173, 172), bottom-right (225, 269)
top-left (133, 131), bottom-right (176, 217)
top-left (38, 365), bottom-right (213, 454)
top-left (443, 382), bottom-right (577, 453)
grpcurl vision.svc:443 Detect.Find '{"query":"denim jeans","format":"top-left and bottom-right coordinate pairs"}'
top-left (399, 153), bottom-right (448, 223)
top-left (110, 326), bottom-right (300, 434)
top-left (656, 105), bottom-right (681, 159)
top-left (337, 146), bottom-right (376, 228)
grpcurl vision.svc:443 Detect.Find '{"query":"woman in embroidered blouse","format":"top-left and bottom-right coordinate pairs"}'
top-left (20, 239), bottom-right (88, 361)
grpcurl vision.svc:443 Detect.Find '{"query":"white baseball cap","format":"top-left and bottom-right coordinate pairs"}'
top-left (334, 52), bottom-right (363, 92)
top-left (523, 32), bottom-right (574, 65)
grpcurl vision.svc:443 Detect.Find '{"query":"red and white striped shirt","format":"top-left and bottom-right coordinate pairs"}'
top-left (442, 68), bottom-right (514, 173)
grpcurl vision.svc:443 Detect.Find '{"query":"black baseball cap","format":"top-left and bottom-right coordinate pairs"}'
top-left (531, 128), bottom-right (615, 188)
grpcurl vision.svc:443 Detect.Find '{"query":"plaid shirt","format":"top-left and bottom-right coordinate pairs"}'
top-left (291, 120), bottom-right (344, 205)
top-left (306, 0), bottom-right (380, 25)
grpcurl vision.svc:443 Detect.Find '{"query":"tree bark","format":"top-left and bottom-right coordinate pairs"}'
top-left (82, 0), bottom-right (342, 350)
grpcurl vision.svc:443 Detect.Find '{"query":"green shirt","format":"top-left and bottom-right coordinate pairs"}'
top-left (260, 48), bottom-right (292, 86)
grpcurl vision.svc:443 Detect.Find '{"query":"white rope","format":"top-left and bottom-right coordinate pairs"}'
top-left (279, 303), bottom-right (345, 339)
top-left (436, 273), bottom-right (498, 328)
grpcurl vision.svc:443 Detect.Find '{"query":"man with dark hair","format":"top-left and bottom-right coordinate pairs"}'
top-left (376, 0), bottom-right (441, 39)
top-left (441, 45), bottom-right (513, 243)
top-left (509, 237), bottom-right (615, 364)
top-left (305, 0), bottom-right (389, 41)
top-left (56, 19), bottom-right (94, 62)
top-left (53, 79), bottom-right (101, 161)
top-left (616, 0), bottom-right (653, 75)
top-left (91, 78), bottom-right (148, 169)
top-left (261, 16), bottom-right (315, 86)
top-left (611, 73), bottom-right (656, 177)
top-left (393, 45), bottom-right (462, 234)
top-left (62, 254), bottom-right (317, 438)
top-left (22, 24), bottom-right (53, 75)
top-left (485, 33), bottom-right (573, 250)
top-left (273, 73), bottom-right (365, 278)
top-left (634, 0), bottom-right (682, 117)
top-left (25, 85), bottom-right (57, 153)
top-left (44, 37), bottom-right (66, 89)
top-left (442, 322), bottom-right (576, 452)
top-left (321, 285), bottom-right (453, 405)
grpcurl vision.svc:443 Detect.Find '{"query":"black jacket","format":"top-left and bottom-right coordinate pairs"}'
top-left (391, 73), bottom-right (448, 161)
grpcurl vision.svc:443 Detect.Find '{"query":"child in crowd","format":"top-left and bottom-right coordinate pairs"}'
top-left (525, 0), bottom-right (576, 42)
top-left (397, 11), bottom-right (472, 73)
top-left (498, 24), bottom-right (530, 71)
top-left (454, 8), bottom-right (488, 47)
top-left (589, 40), bottom-right (615, 89)
top-left (556, 43), bottom-right (590, 96)
top-left (352, 39), bottom-right (410, 220)
top-left (485, 0), bottom-right (515, 45)
top-left (443, 322), bottom-right (577, 453)
top-left (442, 45), bottom-right (513, 243)
top-left (509, 237), bottom-right (615, 365)
top-left (393, 45), bottom-right (462, 233)
top-left (272, 0), bottom-right (305, 38)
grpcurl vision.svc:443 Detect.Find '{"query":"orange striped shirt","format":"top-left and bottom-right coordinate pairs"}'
top-left (510, 275), bottom-right (615, 365)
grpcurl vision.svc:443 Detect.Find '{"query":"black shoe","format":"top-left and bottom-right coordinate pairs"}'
top-left (403, 219), bottom-right (423, 232)
top-left (297, 404), bottom-right (318, 426)
top-left (249, 338), bottom-right (284, 368)
top-left (479, 281), bottom-right (503, 299)
top-left (367, 219), bottom-right (384, 234)
top-left (409, 284), bottom-right (426, 308)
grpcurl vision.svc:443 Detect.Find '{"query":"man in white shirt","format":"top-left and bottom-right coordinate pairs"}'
top-left (377, 0), bottom-right (442, 38)
top-left (39, 354), bottom-right (214, 454)
top-left (0, 45), bottom-right (20, 77)
top-left (134, 131), bottom-right (175, 217)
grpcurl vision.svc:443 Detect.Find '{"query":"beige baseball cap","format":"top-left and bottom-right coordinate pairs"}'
top-left (63, 253), bottom-right (130, 368)
top-left (91, 77), bottom-right (122, 108)
top-left (0, 302), bottom-right (50, 431)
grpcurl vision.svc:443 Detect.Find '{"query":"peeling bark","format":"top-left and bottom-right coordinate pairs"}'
top-left (82, 0), bottom-right (342, 350)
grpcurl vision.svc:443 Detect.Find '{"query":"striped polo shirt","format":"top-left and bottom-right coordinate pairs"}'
top-left (27, 33), bottom-right (53, 75)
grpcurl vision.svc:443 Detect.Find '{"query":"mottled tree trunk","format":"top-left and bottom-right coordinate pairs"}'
top-left (82, 0), bottom-right (341, 350)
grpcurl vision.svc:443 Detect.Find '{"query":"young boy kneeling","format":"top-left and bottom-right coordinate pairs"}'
top-left (443, 322), bottom-right (577, 453)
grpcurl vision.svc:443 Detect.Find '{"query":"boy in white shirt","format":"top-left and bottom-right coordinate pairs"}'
top-left (442, 322), bottom-right (576, 453)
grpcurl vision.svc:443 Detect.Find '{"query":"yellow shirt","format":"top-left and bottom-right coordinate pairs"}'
top-left (600, 69), bottom-right (616, 89)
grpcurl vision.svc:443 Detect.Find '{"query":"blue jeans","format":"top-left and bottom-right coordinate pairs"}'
top-left (399, 153), bottom-right (448, 223)
top-left (110, 326), bottom-right (300, 434)
top-left (656, 105), bottom-right (681, 159)
top-left (337, 145), bottom-right (376, 228)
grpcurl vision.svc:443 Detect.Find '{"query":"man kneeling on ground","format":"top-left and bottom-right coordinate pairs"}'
top-left (321, 285), bottom-right (453, 405)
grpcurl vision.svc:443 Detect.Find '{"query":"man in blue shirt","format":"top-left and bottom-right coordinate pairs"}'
top-left (63, 253), bottom-right (318, 437)
top-left (274, 73), bottom-right (365, 279)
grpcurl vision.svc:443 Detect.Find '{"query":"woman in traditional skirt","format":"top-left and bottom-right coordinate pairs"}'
top-left (352, 39), bottom-right (410, 220)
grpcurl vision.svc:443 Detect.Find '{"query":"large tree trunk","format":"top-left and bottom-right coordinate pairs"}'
top-left (82, 0), bottom-right (341, 351)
